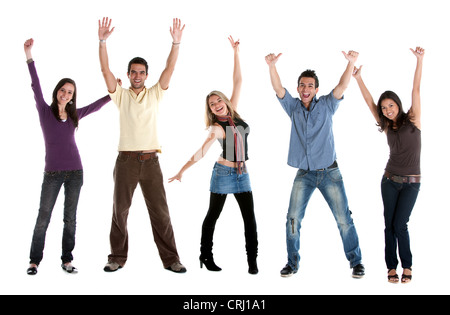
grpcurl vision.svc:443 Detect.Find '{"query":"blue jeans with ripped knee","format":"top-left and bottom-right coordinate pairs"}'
top-left (285, 167), bottom-right (362, 271)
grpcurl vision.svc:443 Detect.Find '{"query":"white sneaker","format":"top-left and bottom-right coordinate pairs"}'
top-left (61, 263), bottom-right (78, 274)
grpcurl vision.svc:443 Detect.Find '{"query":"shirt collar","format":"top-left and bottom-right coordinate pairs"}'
top-left (129, 86), bottom-right (147, 101)
top-left (300, 95), bottom-right (318, 111)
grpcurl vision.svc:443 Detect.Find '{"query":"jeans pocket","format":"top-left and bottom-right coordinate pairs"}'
top-left (410, 183), bottom-right (421, 192)
top-left (215, 167), bottom-right (231, 176)
top-left (296, 169), bottom-right (308, 178)
top-left (327, 168), bottom-right (343, 182)
top-left (43, 171), bottom-right (58, 184)
top-left (74, 170), bottom-right (84, 184)
top-left (117, 153), bottom-right (129, 162)
top-left (151, 157), bottom-right (159, 165)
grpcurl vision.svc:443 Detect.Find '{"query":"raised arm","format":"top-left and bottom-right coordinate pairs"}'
top-left (409, 46), bottom-right (424, 129)
top-left (333, 50), bottom-right (359, 100)
top-left (168, 127), bottom-right (220, 183)
top-left (98, 17), bottom-right (117, 93)
top-left (352, 65), bottom-right (379, 123)
top-left (229, 36), bottom-right (242, 110)
top-left (265, 53), bottom-right (285, 98)
top-left (159, 18), bottom-right (185, 90)
top-left (24, 38), bottom-right (46, 108)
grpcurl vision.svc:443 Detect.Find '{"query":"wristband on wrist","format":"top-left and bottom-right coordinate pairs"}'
top-left (172, 42), bottom-right (180, 45)
top-left (100, 39), bottom-right (106, 43)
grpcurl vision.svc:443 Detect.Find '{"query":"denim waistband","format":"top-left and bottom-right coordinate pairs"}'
top-left (213, 162), bottom-right (247, 174)
top-left (44, 169), bottom-right (83, 174)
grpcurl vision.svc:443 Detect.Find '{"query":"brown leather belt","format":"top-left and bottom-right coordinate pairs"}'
top-left (119, 151), bottom-right (158, 161)
top-left (384, 171), bottom-right (421, 184)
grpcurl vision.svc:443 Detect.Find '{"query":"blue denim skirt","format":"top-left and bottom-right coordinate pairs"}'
top-left (209, 162), bottom-right (252, 194)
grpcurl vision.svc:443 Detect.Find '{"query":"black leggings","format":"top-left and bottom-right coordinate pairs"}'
top-left (200, 192), bottom-right (258, 259)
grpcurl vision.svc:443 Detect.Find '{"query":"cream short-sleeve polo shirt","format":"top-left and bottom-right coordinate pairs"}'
top-left (110, 82), bottom-right (164, 152)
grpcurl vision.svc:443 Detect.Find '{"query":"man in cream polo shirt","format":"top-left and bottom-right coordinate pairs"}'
top-left (98, 17), bottom-right (186, 273)
top-left (113, 73), bottom-right (163, 152)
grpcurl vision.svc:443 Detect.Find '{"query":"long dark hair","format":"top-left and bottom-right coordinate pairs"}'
top-left (376, 90), bottom-right (411, 132)
top-left (51, 78), bottom-right (79, 128)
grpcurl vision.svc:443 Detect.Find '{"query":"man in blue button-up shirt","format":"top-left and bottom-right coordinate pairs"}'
top-left (265, 51), bottom-right (365, 279)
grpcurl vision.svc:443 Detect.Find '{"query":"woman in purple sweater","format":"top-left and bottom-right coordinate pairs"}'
top-left (24, 38), bottom-right (111, 275)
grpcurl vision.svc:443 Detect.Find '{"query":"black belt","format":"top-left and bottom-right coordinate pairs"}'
top-left (315, 160), bottom-right (338, 171)
top-left (302, 160), bottom-right (338, 172)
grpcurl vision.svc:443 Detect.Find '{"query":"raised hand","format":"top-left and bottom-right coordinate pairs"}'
top-left (265, 53), bottom-right (282, 66)
top-left (98, 17), bottom-right (115, 41)
top-left (24, 38), bottom-right (34, 60)
top-left (352, 65), bottom-right (363, 79)
top-left (410, 46), bottom-right (425, 60)
top-left (170, 18), bottom-right (185, 44)
top-left (228, 35), bottom-right (240, 51)
top-left (342, 50), bottom-right (359, 64)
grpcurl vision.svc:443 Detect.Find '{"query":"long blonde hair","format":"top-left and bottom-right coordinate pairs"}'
top-left (204, 90), bottom-right (243, 128)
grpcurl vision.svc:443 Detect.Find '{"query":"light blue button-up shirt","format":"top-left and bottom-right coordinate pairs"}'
top-left (277, 88), bottom-right (343, 170)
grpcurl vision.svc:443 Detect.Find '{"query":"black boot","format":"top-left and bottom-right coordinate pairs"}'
top-left (233, 192), bottom-right (259, 275)
top-left (200, 224), bottom-right (222, 271)
top-left (245, 229), bottom-right (258, 275)
top-left (247, 256), bottom-right (258, 275)
top-left (199, 254), bottom-right (222, 271)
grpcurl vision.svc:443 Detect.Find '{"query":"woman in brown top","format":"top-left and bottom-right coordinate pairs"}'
top-left (352, 47), bottom-right (424, 284)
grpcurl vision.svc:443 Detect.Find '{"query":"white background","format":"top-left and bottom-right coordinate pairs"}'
top-left (1, 0), bottom-right (449, 295)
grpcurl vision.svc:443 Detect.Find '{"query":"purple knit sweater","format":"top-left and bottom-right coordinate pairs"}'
top-left (28, 61), bottom-right (111, 171)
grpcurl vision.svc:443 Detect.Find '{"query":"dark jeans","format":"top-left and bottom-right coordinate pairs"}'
top-left (201, 192), bottom-right (258, 260)
top-left (381, 176), bottom-right (420, 269)
top-left (108, 152), bottom-right (180, 268)
top-left (30, 170), bottom-right (83, 265)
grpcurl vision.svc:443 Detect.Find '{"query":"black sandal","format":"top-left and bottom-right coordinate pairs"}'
top-left (387, 269), bottom-right (399, 283)
top-left (401, 268), bottom-right (412, 283)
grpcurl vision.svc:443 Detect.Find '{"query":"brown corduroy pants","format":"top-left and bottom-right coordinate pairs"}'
top-left (107, 152), bottom-right (180, 268)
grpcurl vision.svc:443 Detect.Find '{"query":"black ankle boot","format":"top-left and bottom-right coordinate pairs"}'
top-left (247, 257), bottom-right (258, 275)
top-left (199, 255), bottom-right (222, 271)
